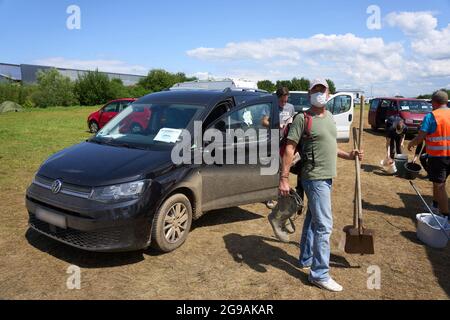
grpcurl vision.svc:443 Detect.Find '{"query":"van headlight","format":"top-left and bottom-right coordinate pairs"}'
top-left (90, 180), bottom-right (150, 203)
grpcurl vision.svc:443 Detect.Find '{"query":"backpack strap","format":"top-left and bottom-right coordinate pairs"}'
top-left (297, 111), bottom-right (315, 168)
top-left (302, 112), bottom-right (313, 139)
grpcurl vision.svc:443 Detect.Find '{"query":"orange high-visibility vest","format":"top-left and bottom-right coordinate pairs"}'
top-left (426, 108), bottom-right (450, 157)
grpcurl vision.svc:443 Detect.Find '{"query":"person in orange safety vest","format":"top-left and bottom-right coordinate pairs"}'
top-left (408, 90), bottom-right (450, 218)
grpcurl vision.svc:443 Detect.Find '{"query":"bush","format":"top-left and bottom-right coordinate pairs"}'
top-left (31, 69), bottom-right (78, 107)
top-left (74, 70), bottom-right (115, 106)
top-left (126, 85), bottom-right (148, 98)
top-left (138, 69), bottom-right (196, 93)
top-left (257, 80), bottom-right (276, 93)
top-left (0, 82), bottom-right (38, 106)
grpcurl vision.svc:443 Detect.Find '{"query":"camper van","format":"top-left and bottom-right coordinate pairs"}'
top-left (170, 79), bottom-right (259, 91)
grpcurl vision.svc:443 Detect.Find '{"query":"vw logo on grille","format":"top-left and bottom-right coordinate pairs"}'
top-left (51, 180), bottom-right (62, 194)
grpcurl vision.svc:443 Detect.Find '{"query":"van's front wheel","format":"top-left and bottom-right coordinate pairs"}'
top-left (151, 194), bottom-right (192, 252)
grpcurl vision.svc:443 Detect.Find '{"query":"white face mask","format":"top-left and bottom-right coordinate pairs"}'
top-left (310, 92), bottom-right (328, 108)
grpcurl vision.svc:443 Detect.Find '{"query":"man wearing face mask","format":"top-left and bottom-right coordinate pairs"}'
top-left (278, 79), bottom-right (363, 292)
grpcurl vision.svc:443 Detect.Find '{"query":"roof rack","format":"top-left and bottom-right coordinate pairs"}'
top-left (222, 87), bottom-right (268, 94)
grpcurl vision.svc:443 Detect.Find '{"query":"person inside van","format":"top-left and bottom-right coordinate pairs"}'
top-left (385, 115), bottom-right (407, 162)
top-left (264, 87), bottom-right (295, 210)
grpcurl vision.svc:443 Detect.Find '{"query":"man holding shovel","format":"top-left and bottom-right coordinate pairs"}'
top-left (408, 90), bottom-right (450, 218)
top-left (278, 79), bottom-right (363, 292)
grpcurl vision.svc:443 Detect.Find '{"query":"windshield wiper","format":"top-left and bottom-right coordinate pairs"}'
top-left (110, 142), bottom-right (148, 150)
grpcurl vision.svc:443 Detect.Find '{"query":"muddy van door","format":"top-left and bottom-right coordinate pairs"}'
top-left (200, 96), bottom-right (279, 211)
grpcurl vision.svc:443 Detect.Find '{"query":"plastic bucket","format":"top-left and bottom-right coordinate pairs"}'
top-left (404, 162), bottom-right (422, 180)
top-left (380, 158), bottom-right (397, 174)
top-left (395, 154), bottom-right (408, 178)
top-left (416, 213), bottom-right (450, 248)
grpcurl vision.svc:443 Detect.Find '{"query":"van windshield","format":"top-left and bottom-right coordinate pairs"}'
top-left (398, 100), bottom-right (432, 113)
top-left (288, 93), bottom-right (311, 112)
top-left (91, 103), bottom-right (203, 148)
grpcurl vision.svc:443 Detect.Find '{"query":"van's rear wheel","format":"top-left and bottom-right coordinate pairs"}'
top-left (151, 194), bottom-right (192, 252)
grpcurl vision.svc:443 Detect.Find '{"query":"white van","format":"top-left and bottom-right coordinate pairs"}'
top-left (170, 79), bottom-right (259, 91)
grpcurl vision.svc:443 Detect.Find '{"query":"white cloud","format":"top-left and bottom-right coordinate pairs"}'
top-left (385, 11), bottom-right (437, 36)
top-left (411, 25), bottom-right (450, 59)
top-left (386, 11), bottom-right (450, 60)
top-left (33, 57), bottom-right (148, 75)
top-left (186, 12), bottom-right (450, 97)
top-left (187, 34), bottom-right (407, 85)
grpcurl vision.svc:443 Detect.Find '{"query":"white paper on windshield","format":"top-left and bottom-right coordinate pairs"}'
top-left (154, 128), bottom-right (183, 143)
top-left (102, 134), bottom-right (126, 139)
top-left (401, 106), bottom-right (410, 110)
top-left (243, 110), bottom-right (253, 126)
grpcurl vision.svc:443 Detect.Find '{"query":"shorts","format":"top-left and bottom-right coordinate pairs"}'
top-left (428, 157), bottom-right (450, 184)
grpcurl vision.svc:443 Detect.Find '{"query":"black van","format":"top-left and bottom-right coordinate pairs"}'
top-left (26, 89), bottom-right (280, 252)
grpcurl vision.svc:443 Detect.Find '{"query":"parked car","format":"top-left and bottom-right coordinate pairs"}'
top-left (26, 89), bottom-right (354, 253)
top-left (87, 98), bottom-right (137, 133)
top-left (368, 97), bottom-right (432, 133)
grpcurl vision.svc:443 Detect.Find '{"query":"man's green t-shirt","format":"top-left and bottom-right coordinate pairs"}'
top-left (287, 111), bottom-right (337, 180)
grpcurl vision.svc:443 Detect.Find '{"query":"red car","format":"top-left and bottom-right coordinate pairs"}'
top-left (368, 97), bottom-right (432, 133)
top-left (87, 99), bottom-right (137, 133)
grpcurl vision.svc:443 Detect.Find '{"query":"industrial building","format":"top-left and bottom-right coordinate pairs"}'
top-left (0, 63), bottom-right (145, 85)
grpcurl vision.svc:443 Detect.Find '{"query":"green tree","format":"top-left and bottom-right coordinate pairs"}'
top-left (275, 80), bottom-right (292, 90)
top-left (138, 69), bottom-right (196, 93)
top-left (290, 77), bottom-right (310, 91)
top-left (109, 78), bottom-right (129, 99)
top-left (326, 79), bottom-right (336, 94)
top-left (74, 70), bottom-right (115, 106)
top-left (31, 69), bottom-right (78, 107)
top-left (257, 80), bottom-right (276, 92)
top-left (126, 85), bottom-right (148, 98)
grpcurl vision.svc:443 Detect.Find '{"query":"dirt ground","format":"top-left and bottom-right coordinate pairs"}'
top-left (1, 110), bottom-right (449, 300)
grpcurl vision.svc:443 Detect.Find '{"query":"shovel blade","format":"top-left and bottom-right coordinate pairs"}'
top-left (343, 226), bottom-right (375, 255)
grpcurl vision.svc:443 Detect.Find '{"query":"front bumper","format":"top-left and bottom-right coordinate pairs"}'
top-left (406, 125), bottom-right (421, 134)
top-left (26, 182), bottom-right (153, 252)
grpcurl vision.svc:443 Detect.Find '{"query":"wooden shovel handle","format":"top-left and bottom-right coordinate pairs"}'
top-left (358, 96), bottom-right (364, 150)
top-left (352, 127), bottom-right (362, 232)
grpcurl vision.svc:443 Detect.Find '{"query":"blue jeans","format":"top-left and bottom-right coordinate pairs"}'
top-left (299, 179), bottom-right (333, 282)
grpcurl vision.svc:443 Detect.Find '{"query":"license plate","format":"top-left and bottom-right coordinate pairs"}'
top-left (35, 207), bottom-right (67, 229)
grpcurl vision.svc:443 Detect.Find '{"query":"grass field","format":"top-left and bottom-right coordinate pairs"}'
top-left (0, 106), bottom-right (98, 188)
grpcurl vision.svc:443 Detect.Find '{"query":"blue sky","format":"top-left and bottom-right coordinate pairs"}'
top-left (1, 0), bottom-right (449, 96)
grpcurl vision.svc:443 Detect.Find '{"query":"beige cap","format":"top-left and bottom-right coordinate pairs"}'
top-left (309, 78), bottom-right (329, 91)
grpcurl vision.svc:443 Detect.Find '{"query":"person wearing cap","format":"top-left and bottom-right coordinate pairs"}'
top-left (385, 115), bottom-right (407, 162)
top-left (278, 78), bottom-right (363, 292)
top-left (408, 90), bottom-right (450, 218)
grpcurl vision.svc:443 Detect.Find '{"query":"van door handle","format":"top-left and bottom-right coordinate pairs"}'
top-left (348, 114), bottom-right (353, 122)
